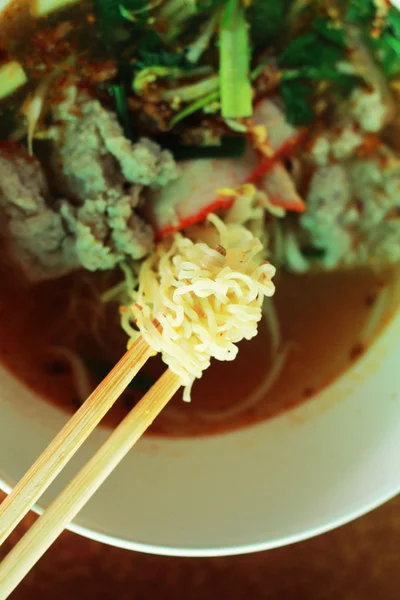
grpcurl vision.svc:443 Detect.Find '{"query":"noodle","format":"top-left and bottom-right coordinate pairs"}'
top-left (47, 347), bottom-right (93, 404)
top-left (262, 298), bottom-right (281, 356)
top-left (126, 215), bottom-right (276, 401)
top-left (193, 347), bottom-right (288, 422)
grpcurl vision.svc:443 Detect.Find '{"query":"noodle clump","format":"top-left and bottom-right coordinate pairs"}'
top-left (125, 215), bottom-right (276, 401)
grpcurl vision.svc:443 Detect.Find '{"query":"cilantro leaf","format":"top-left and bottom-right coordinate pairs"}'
top-left (248, 0), bottom-right (285, 51)
top-left (136, 49), bottom-right (189, 69)
top-left (345, 0), bottom-right (375, 24)
top-left (278, 31), bottom-right (342, 70)
top-left (279, 79), bottom-right (314, 126)
top-left (345, 1), bottom-right (400, 79)
top-left (92, 0), bottom-right (149, 44)
top-left (277, 12), bottom-right (356, 126)
top-left (196, 0), bottom-right (228, 12)
top-left (313, 16), bottom-right (346, 47)
top-left (110, 83), bottom-right (131, 136)
top-left (371, 7), bottom-right (400, 78)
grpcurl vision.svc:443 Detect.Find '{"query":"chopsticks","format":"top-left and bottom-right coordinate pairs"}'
top-left (0, 334), bottom-right (182, 598)
top-left (0, 368), bottom-right (181, 599)
top-left (0, 335), bottom-right (154, 546)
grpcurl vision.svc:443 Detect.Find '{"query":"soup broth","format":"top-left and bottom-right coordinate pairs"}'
top-left (0, 255), bottom-right (396, 436)
top-left (1, 0), bottom-right (400, 437)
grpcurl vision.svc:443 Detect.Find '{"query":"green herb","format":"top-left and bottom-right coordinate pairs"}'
top-left (119, 4), bottom-right (138, 22)
top-left (345, 0), bottom-right (375, 24)
top-left (136, 49), bottom-right (189, 69)
top-left (186, 12), bottom-right (219, 63)
top-left (111, 83), bottom-right (131, 137)
top-left (133, 66), bottom-right (187, 94)
top-left (247, 0), bottom-right (285, 51)
top-left (282, 66), bottom-right (360, 88)
top-left (221, 0), bottom-right (236, 27)
top-left (371, 7), bottom-right (400, 78)
top-left (313, 16), bottom-right (346, 46)
top-left (92, 0), bottom-right (148, 44)
top-left (196, 0), bottom-right (229, 12)
top-left (279, 79), bottom-right (314, 126)
top-left (169, 89), bottom-right (220, 129)
top-left (345, 1), bottom-right (400, 79)
top-left (219, 0), bottom-right (252, 118)
top-left (277, 12), bottom-right (358, 125)
top-left (161, 73), bottom-right (218, 103)
top-left (279, 32), bottom-right (343, 70)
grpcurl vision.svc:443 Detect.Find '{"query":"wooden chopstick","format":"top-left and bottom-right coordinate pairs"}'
top-left (0, 335), bottom-right (154, 546)
top-left (0, 368), bottom-right (181, 600)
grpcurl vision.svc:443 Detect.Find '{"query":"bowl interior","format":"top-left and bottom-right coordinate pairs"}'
top-left (1, 299), bottom-right (400, 556)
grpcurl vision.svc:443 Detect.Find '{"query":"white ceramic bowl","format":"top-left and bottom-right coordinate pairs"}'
top-left (1, 297), bottom-right (400, 556)
top-left (1, 0), bottom-right (400, 557)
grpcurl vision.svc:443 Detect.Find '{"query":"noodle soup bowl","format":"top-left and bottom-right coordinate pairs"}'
top-left (0, 297), bottom-right (400, 556)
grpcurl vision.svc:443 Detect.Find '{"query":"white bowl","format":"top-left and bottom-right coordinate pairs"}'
top-left (0, 298), bottom-right (400, 557)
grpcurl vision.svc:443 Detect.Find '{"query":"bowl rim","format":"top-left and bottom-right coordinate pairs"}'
top-left (1, 275), bottom-right (400, 556)
top-left (0, 477), bottom-right (398, 556)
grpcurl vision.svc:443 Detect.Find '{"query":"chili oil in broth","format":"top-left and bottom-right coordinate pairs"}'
top-left (0, 253), bottom-right (395, 437)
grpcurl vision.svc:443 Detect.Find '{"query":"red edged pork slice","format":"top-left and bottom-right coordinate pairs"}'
top-left (252, 97), bottom-right (304, 155)
top-left (149, 147), bottom-right (258, 238)
top-left (149, 99), bottom-right (307, 238)
top-left (258, 162), bottom-right (306, 212)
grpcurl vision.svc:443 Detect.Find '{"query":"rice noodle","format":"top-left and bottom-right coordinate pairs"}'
top-left (284, 230), bottom-right (310, 273)
top-left (262, 298), bottom-right (281, 356)
top-left (21, 78), bottom-right (51, 155)
top-left (47, 346), bottom-right (93, 404)
top-left (359, 287), bottom-right (390, 344)
top-left (126, 215), bottom-right (276, 401)
top-left (193, 347), bottom-right (288, 422)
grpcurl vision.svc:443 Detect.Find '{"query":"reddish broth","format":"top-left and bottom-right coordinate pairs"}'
top-left (0, 254), bottom-right (395, 437)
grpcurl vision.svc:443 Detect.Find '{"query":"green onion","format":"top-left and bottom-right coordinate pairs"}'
top-left (187, 12), bottom-right (219, 63)
top-left (222, 0), bottom-right (236, 27)
top-left (219, 0), bottom-right (252, 119)
top-left (111, 83), bottom-right (131, 136)
top-left (169, 89), bottom-right (220, 129)
top-left (133, 66), bottom-right (212, 95)
top-left (168, 62), bottom-right (264, 129)
top-left (158, 0), bottom-right (198, 40)
top-left (161, 74), bottom-right (219, 102)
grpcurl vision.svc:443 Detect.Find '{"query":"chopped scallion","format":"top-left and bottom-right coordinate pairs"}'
top-left (169, 89), bottom-right (220, 129)
top-left (219, 0), bottom-right (253, 119)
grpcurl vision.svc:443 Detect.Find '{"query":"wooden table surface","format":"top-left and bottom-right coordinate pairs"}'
top-left (0, 490), bottom-right (399, 600)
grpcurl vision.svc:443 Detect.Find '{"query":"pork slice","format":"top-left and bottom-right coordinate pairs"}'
top-left (148, 147), bottom-right (259, 237)
top-left (252, 98), bottom-right (301, 153)
top-left (258, 163), bottom-right (305, 212)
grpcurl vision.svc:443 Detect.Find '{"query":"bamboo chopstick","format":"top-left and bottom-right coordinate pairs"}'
top-left (0, 335), bottom-right (154, 546)
top-left (0, 368), bottom-right (181, 600)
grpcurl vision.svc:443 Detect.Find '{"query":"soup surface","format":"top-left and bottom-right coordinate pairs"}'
top-left (0, 255), bottom-right (396, 436)
top-left (1, 0), bottom-right (400, 437)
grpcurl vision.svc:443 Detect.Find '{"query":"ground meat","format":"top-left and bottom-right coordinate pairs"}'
top-left (43, 83), bottom-right (181, 269)
top-left (0, 145), bottom-right (78, 281)
top-left (49, 84), bottom-right (178, 201)
top-left (59, 192), bottom-right (154, 271)
top-left (291, 147), bottom-right (400, 271)
top-left (0, 82), bottom-right (180, 279)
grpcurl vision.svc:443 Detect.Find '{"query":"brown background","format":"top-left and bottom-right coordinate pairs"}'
top-left (0, 491), bottom-right (399, 600)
